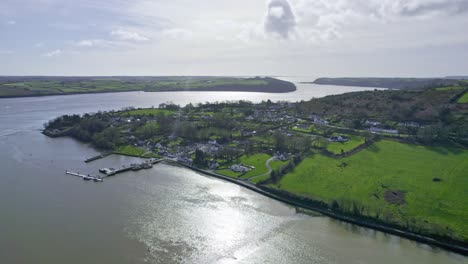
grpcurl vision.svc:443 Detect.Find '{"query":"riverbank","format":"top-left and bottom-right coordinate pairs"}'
top-left (165, 160), bottom-right (468, 256)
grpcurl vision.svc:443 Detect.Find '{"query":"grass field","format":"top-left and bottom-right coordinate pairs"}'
top-left (326, 133), bottom-right (365, 154)
top-left (275, 140), bottom-right (468, 241)
top-left (458, 91), bottom-right (468, 104)
top-left (114, 145), bottom-right (148, 157)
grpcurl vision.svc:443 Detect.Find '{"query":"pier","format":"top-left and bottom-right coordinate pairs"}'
top-left (65, 171), bottom-right (103, 182)
top-left (103, 158), bottom-right (165, 177)
top-left (84, 152), bottom-right (112, 163)
top-left (66, 158), bottom-right (165, 183)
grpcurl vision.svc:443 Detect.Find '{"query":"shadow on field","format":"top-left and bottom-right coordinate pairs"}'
top-left (367, 144), bottom-right (381, 153)
top-left (423, 145), bottom-right (464, 155)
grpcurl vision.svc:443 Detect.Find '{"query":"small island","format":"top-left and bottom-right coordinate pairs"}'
top-left (0, 76), bottom-right (296, 98)
top-left (44, 81), bottom-right (468, 254)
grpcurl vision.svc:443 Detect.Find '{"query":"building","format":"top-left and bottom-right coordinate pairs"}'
top-left (230, 164), bottom-right (250, 173)
top-left (328, 135), bottom-right (350, 142)
top-left (370, 127), bottom-right (399, 134)
top-left (365, 120), bottom-right (381, 126)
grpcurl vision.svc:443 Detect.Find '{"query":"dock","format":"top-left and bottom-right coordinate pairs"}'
top-left (66, 159), bottom-right (165, 183)
top-left (65, 171), bottom-right (103, 182)
top-left (105, 158), bottom-right (165, 176)
top-left (84, 152), bottom-right (111, 163)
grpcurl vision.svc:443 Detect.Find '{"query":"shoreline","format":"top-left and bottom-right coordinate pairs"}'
top-left (164, 160), bottom-right (468, 256)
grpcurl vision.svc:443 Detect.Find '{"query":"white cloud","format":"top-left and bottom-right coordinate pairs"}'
top-left (161, 28), bottom-right (193, 40)
top-left (76, 40), bottom-right (94, 47)
top-left (35, 42), bottom-right (45, 48)
top-left (110, 29), bottom-right (149, 42)
top-left (6, 20), bottom-right (16, 25)
top-left (42, 49), bottom-right (62, 57)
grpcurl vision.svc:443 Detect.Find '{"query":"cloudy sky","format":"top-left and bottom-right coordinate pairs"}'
top-left (1, 0), bottom-right (467, 77)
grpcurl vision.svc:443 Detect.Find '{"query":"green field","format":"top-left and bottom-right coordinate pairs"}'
top-left (275, 140), bottom-right (468, 241)
top-left (458, 91), bottom-right (468, 104)
top-left (114, 145), bottom-right (148, 157)
top-left (326, 134), bottom-right (365, 154)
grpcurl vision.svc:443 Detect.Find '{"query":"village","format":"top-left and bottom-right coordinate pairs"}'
top-left (44, 99), bottom-right (428, 181)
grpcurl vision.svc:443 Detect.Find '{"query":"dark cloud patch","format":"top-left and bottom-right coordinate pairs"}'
top-left (265, 0), bottom-right (296, 38)
top-left (400, 0), bottom-right (468, 16)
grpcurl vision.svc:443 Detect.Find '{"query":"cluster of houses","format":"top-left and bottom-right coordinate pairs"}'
top-left (274, 151), bottom-right (290, 161)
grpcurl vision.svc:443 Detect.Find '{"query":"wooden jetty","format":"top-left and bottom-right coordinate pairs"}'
top-left (65, 171), bottom-right (103, 182)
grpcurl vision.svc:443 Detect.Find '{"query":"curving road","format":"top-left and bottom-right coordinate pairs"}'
top-left (247, 156), bottom-right (277, 181)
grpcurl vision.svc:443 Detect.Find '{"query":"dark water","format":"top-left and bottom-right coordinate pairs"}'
top-left (0, 79), bottom-right (465, 263)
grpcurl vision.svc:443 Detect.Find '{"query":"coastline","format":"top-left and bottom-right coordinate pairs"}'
top-left (165, 160), bottom-right (468, 256)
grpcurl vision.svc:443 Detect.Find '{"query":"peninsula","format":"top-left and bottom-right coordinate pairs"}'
top-left (0, 76), bottom-right (296, 98)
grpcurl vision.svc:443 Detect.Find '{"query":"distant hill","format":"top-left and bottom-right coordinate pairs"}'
top-left (445, 76), bottom-right (468, 80)
top-left (310, 77), bottom-right (460, 90)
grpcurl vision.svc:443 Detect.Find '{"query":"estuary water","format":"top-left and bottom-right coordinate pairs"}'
top-left (0, 78), bottom-right (465, 263)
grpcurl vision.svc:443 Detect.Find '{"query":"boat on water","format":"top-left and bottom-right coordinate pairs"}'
top-left (83, 176), bottom-right (92, 181)
top-left (99, 168), bottom-right (115, 175)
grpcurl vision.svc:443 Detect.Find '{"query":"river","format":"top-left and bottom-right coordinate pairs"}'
top-left (0, 78), bottom-right (465, 263)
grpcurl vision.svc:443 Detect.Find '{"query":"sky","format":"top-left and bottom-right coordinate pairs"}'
top-left (1, 0), bottom-right (468, 77)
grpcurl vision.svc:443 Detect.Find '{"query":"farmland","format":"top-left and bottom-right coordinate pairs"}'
top-left (458, 91), bottom-right (468, 104)
top-left (275, 140), bottom-right (468, 241)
